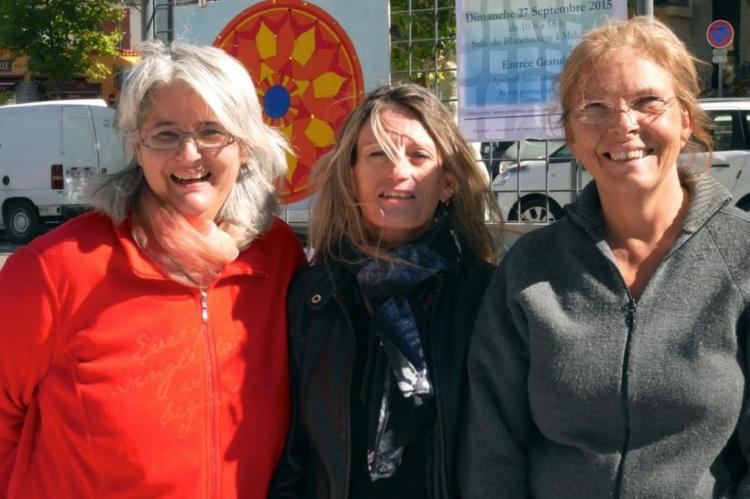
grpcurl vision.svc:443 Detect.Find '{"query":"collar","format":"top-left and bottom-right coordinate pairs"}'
top-left (114, 217), bottom-right (268, 284)
top-left (565, 166), bottom-right (732, 239)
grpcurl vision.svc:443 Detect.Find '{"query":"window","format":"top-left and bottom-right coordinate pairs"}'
top-left (550, 144), bottom-right (574, 161)
top-left (708, 111), bottom-right (746, 152)
top-left (743, 112), bottom-right (750, 149)
top-left (710, 113), bottom-right (734, 151)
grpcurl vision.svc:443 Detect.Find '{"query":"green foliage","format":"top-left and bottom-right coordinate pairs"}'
top-left (0, 89), bottom-right (13, 105)
top-left (0, 0), bottom-right (122, 83)
top-left (390, 0), bottom-right (456, 92)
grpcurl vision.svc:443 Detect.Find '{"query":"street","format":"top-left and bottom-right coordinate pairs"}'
top-left (0, 237), bottom-right (21, 269)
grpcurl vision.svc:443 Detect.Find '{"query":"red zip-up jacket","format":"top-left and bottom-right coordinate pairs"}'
top-left (0, 212), bottom-right (305, 498)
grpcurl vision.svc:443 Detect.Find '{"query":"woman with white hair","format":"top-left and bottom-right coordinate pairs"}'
top-left (0, 42), bottom-right (304, 498)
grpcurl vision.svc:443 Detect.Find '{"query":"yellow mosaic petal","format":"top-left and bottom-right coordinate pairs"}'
top-left (256, 22), bottom-right (277, 60)
top-left (259, 62), bottom-right (275, 85)
top-left (295, 80), bottom-right (310, 96)
top-left (285, 152), bottom-right (298, 183)
top-left (291, 27), bottom-right (316, 66)
top-left (305, 118), bottom-right (335, 148)
top-left (280, 124), bottom-right (294, 140)
top-left (312, 72), bottom-right (346, 99)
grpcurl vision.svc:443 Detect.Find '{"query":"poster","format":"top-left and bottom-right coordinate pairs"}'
top-left (457, 0), bottom-right (627, 140)
top-left (214, 1), bottom-right (365, 204)
top-left (172, 1), bottom-right (389, 205)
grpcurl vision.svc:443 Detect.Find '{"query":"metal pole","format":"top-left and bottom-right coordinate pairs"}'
top-left (635, 0), bottom-right (654, 16)
top-left (141, 0), bottom-right (150, 41)
top-left (718, 62), bottom-right (723, 98)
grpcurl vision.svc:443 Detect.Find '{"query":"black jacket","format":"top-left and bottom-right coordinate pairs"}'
top-left (269, 244), bottom-right (494, 499)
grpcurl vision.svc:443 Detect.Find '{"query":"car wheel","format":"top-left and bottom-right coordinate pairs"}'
top-left (507, 195), bottom-right (564, 223)
top-left (4, 200), bottom-right (41, 244)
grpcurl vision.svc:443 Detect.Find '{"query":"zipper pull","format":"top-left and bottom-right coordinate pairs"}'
top-left (200, 289), bottom-right (208, 323)
top-left (627, 298), bottom-right (637, 329)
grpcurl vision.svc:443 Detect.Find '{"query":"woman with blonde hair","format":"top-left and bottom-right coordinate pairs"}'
top-left (0, 41), bottom-right (305, 498)
top-left (460, 16), bottom-right (750, 498)
top-left (270, 81), bottom-right (501, 498)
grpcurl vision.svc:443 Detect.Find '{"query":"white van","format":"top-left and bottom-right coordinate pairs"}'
top-left (0, 99), bottom-right (125, 242)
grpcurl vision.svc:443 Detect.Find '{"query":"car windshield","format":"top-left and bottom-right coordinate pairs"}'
top-left (550, 144), bottom-right (573, 160)
top-left (501, 139), bottom-right (566, 161)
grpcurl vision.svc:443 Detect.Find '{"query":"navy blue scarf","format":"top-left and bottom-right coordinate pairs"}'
top-left (341, 214), bottom-right (460, 481)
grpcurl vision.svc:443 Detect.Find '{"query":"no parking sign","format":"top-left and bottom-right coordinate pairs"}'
top-left (706, 20), bottom-right (734, 49)
top-left (707, 19), bottom-right (734, 97)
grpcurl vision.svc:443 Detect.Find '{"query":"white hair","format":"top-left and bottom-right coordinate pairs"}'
top-left (92, 40), bottom-right (288, 238)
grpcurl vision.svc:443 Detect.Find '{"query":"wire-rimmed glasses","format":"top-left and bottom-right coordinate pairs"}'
top-left (569, 96), bottom-right (676, 125)
top-left (140, 126), bottom-right (235, 151)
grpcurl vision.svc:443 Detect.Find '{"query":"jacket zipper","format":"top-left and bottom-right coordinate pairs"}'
top-left (613, 297), bottom-right (637, 499)
top-left (427, 277), bottom-right (448, 499)
top-left (200, 288), bottom-right (219, 498)
top-left (596, 231), bottom-right (692, 497)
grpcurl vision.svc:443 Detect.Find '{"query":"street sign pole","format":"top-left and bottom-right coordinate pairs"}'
top-left (635, 0), bottom-right (653, 16)
top-left (706, 20), bottom-right (735, 97)
top-left (713, 49), bottom-right (729, 98)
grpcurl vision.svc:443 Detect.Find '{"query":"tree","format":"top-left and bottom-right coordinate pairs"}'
top-left (0, 0), bottom-right (122, 91)
top-left (390, 0), bottom-right (456, 88)
top-left (389, 0), bottom-right (458, 110)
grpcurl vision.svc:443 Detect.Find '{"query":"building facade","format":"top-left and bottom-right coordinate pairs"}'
top-left (655, 0), bottom-right (748, 96)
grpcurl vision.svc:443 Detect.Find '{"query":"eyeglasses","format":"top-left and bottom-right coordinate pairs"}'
top-left (140, 126), bottom-right (235, 151)
top-left (569, 96), bottom-right (676, 125)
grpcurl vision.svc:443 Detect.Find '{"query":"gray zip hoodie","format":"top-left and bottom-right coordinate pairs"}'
top-left (459, 168), bottom-right (750, 498)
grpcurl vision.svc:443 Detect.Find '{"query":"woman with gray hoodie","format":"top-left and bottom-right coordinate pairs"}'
top-left (460, 16), bottom-right (750, 499)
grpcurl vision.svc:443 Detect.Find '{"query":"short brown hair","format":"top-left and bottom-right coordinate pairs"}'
top-left (558, 16), bottom-right (711, 155)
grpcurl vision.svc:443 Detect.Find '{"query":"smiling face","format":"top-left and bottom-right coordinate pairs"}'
top-left (566, 49), bottom-right (692, 199)
top-left (351, 107), bottom-right (455, 247)
top-left (135, 82), bottom-right (247, 224)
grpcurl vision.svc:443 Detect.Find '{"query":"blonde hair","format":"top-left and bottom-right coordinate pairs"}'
top-left (310, 82), bottom-right (502, 263)
top-left (92, 41), bottom-right (288, 240)
top-left (558, 16), bottom-right (712, 157)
